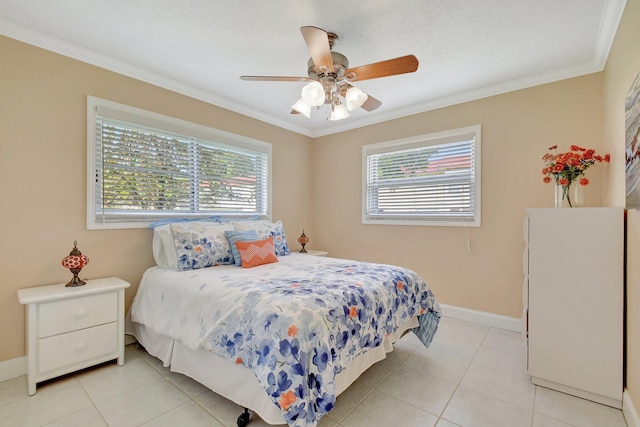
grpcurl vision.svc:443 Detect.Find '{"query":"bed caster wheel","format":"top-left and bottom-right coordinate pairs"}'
top-left (237, 408), bottom-right (251, 427)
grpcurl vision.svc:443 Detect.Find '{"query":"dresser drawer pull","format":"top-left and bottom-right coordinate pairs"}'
top-left (75, 342), bottom-right (87, 352)
top-left (75, 308), bottom-right (87, 318)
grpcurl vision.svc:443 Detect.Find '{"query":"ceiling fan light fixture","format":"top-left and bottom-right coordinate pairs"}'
top-left (329, 102), bottom-right (350, 121)
top-left (301, 81), bottom-right (325, 106)
top-left (291, 98), bottom-right (312, 118)
top-left (345, 87), bottom-right (368, 111)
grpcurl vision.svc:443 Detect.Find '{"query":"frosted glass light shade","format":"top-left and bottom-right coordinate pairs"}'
top-left (301, 81), bottom-right (325, 106)
top-left (291, 99), bottom-right (311, 118)
top-left (329, 103), bottom-right (350, 121)
top-left (345, 87), bottom-right (368, 111)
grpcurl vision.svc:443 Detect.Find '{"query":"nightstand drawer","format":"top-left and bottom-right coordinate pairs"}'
top-left (38, 322), bottom-right (117, 373)
top-left (39, 292), bottom-right (117, 338)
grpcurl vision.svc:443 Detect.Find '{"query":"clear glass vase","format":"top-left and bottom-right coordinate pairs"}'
top-left (554, 181), bottom-right (584, 208)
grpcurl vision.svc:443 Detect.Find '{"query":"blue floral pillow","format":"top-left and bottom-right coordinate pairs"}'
top-left (171, 223), bottom-right (234, 271)
top-left (233, 220), bottom-right (291, 257)
top-left (270, 225), bottom-right (291, 257)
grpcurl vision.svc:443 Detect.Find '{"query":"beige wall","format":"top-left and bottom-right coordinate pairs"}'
top-left (0, 21), bottom-right (621, 384)
top-left (312, 74), bottom-right (604, 318)
top-left (603, 0), bottom-right (640, 412)
top-left (0, 37), bottom-right (314, 361)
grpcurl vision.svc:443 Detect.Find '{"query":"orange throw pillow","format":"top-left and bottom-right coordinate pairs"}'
top-left (235, 236), bottom-right (279, 268)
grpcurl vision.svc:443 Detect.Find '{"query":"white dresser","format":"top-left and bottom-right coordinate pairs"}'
top-left (523, 208), bottom-right (623, 408)
top-left (17, 277), bottom-right (130, 395)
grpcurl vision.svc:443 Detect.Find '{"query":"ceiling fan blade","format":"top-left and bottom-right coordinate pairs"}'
top-left (345, 54), bottom-right (419, 81)
top-left (240, 76), bottom-right (311, 82)
top-left (300, 26), bottom-right (334, 73)
top-left (361, 95), bottom-right (382, 111)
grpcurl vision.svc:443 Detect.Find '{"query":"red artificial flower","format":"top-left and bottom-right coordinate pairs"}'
top-left (541, 145), bottom-right (609, 190)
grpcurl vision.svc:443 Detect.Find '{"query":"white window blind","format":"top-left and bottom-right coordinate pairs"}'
top-left (363, 126), bottom-right (481, 227)
top-left (87, 97), bottom-right (271, 229)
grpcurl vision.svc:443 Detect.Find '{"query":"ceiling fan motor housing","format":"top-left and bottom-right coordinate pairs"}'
top-left (307, 52), bottom-right (349, 80)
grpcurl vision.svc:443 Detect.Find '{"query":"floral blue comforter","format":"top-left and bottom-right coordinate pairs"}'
top-left (131, 254), bottom-right (440, 427)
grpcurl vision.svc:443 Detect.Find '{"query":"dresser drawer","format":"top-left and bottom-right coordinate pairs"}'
top-left (38, 322), bottom-right (118, 373)
top-left (38, 292), bottom-right (117, 338)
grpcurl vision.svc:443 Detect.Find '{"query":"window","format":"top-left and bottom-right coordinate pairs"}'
top-left (362, 125), bottom-right (481, 227)
top-left (87, 97), bottom-right (271, 229)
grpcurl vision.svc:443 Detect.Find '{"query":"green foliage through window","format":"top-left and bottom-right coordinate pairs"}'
top-left (88, 97), bottom-right (271, 229)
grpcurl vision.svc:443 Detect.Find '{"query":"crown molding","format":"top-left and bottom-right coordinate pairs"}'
top-left (0, 19), bottom-right (313, 137)
top-left (1, 0), bottom-right (626, 139)
top-left (309, 58), bottom-right (604, 138)
top-left (594, 0), bottom-right (627, 68)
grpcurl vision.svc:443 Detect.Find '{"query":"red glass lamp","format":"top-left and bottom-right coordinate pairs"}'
top-left (298, 230), bottom-right (309, 253)
top-left (61, 241), bottom-right (89, 287)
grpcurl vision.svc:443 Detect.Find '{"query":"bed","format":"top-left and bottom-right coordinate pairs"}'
top-left (127, 220), bottom-right (441, 427)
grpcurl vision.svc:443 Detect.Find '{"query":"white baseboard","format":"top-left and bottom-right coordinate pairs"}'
top-left (0, 355), bottom-right (26, 383)
top-left (624, 390), bottom-right (640, 427)
top-left (440, 303), bottom-right (522, 332)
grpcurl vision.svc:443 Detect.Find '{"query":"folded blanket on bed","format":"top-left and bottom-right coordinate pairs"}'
top-left (131, 255), bottom-right (440, 427)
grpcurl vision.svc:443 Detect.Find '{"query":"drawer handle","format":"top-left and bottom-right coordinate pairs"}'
top-left (75, 342), bottom-right (87, 352)
top-left (75, 308), bottom-right (87, 318)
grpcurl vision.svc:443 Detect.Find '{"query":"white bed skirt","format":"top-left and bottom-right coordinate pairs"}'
top-left (127, 315), bottom-right (418, 425)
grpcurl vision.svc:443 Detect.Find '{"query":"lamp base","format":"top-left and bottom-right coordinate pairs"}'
top-left (65, 269), bottom-right (87, 287)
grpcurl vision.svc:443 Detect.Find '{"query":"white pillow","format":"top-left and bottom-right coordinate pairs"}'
top-left (152, 224), bottom-right (177, 268)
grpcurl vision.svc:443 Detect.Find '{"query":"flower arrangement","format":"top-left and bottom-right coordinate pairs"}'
top-left (541, 145), bottom-right (610, 207)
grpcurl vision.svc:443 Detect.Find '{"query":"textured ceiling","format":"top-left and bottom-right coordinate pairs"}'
top-left (0, 0), bottom-right (626, 137)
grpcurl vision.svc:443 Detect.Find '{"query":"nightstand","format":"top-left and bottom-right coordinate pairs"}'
top-left (299, 250), bottom-right (328, 257)
top-left (17, 277), bottom-right (130, 395)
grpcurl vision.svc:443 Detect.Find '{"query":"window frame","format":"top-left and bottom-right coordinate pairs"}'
top-left (362, 125), bottom-right (481, 227)
top-left (86, 96), bottom-right (272, 230)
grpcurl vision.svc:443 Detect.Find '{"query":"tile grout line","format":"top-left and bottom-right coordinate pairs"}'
top-left (530, 385), bottom-right (536, 427)
top-left (432, 324), bottom-right (490, 425)
top-left (76, 372), bottom-right (111, 427)
top-left (187, 383), bottom-right (231, 427)
top-left (333, 352), bottom-right (406, 424)
top-left (136, 356), bottom-right (222, 427)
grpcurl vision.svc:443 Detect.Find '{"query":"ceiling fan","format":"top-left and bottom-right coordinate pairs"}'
top-left (240, 26), bottom-right (419, 121)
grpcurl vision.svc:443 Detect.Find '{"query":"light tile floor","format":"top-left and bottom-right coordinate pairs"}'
top-left (0, 317), bottom-right (629, 427)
